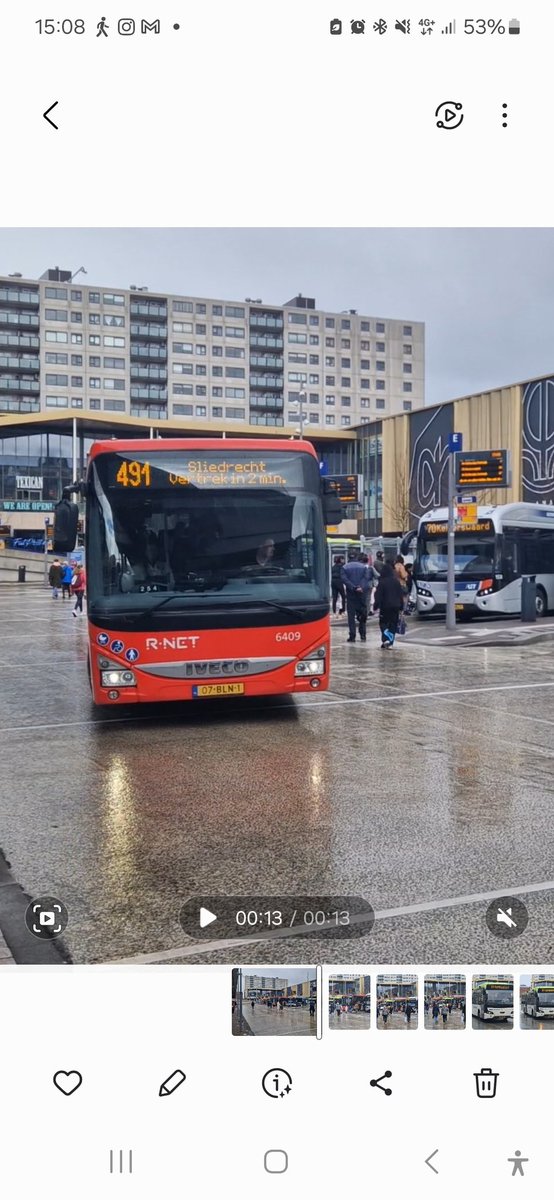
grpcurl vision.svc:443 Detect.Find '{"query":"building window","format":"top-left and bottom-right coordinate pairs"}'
top-left (196, 303), bottom-right (207, 315)
top-left (226, 407), bottom-right (245, 419)
top-left (104, 399), bottom-right (126, 411)
top-left (70, 376), bottom-right (83, 387)
top-left (309, 354), bottom-right (319, 365)
top-left (212, 387), bottom-right (223, 397)
top-left (44, 330), bottom-right (68, 343)
top-left (103, 315), bottom-right (125, 327)
top-left (376, 398), bottom-right (385, 409)
top-left (212, 325), bottom-right (223, 337)
top-left (325, 414), bottom-right (335, 425)
top-left (173, 383), bottom-right (193, 395)
top-left (212, 405), bottom-right (223, 417)
top-left (195, 404), bottom-right (207, 415)
top-left (103, 357), bottom-right (125, 370)
top-left (361, 359), bottom-right (370, 371)
top-left (89, 377), bottom-right (101, 389)
top-left (45, 308), bottom-right (67, 322)
top-left (71, 398), bottom-right (83, 408)
top-left (341, 396), bottom-right (351, 407)
top-left (309, 393), bottom-right (319, 404)
top-left (89, 334), bottom-right (101, 346)
top-left (71, 290), bottom-right (82, 302)
top-left (376, 322), bottom-right (385, 333)
top-left (289, 353), bottom-right (307, 364)
top-left (403, 325), bottom-right (413, 336)
top-left (196, 386), bottom-right (207, 396)
top-left (376, 379), bottom-right (385, 390)
top-left (325, 357), bottom-right (335, 368)
top-left (225, 388), bottom-right (245, 399)
top-left (376, 342), bottom-right (385, 352)
top-left (224, 305), bottom-right (244, 318)
top-left (212, 304), bottom-right (223, 316)
top-left (376, 361), bottom-right (385, 371)
top-left (225, 346), bottom-right (245, 358)
top-left (195, 344), bottom-right (207, 356)
top-left (173, 342), bottom-right (193, 354)
top-left (403, 400), bottom-right (412, 411)
top-left (288, 333), bottom-right (307, 344)
top-left (195, 365), bottom-right (207, 376)
top-left (325, 336), bottom-right (335, 347)
top-left (225, 326), bottom-right (245, 338)
top-left (173, 301), bottom-right (193, 313)
top-left (361, 340), bottom-right (370, 351)
top-left (70, 333), bottom-right (83, 345)
top-left (225, 367), bottom-right (245, 378)
top-left (361, 320), bottom-right (370, 332)
top-left (361, 398), bottom-right (370, 408)
top-left (173, 321), bottom-right (193, 334)
top-left (213, 345), bottom-right (223, 357)
top-left (325, 317), bottom-right (335, 328)
top-left (403, 382), bottom-right (413, 393)
top-left (325, 396), bottom-right (335, 406)
top-left (341, 338), bottom-right (351, 350)
top-left (45, 287), bottom-right (68, 300)
top-left (325, 375), bottom-right (335, 386)
top-left (309, 413), bottom-right (319, 423)
top-left (309, 374), bottom-right (319, 385)
top-left (341, 415), bottom-right (351, 426)
top-left (89, 397), bottom-right (101, 409)
top-left (341, 377), bottom-right (351, 388)
top-left (288, 312), bottom-right (307, 324)
top-left (104, 378), bottom-right (125, 390)
top-left (71, 354), bottom-right (83, 366)
top-left (212, 366), bottom-right (223, 377)
top-left (309, 315), bottom-right (320, 325)
top-left (89, 356), bottom-right (101, 367)
top-left (173, 362), bottom-right (193, 375)
top-left (341, 319), bottom-right (350, 330)
top-left (196, 323), bottom-right (206, 335)
top-left (103, 293), bottom-right (125, 305)
top-left (71, 312), bottom-right (83, 324)
top-left (88, 292), bottom-right (100, 304)
top-left (89, 313), bottom-right (101, 325)
top-left (341, 357), bottom-right (351, 369)
top-left (45, 352), bottom-right (68, 365)
top-left (173, 403), bottom-right (193, 414)
top-left (309, 335), bottom-right (319, 345)
top-left (45, 373), bottom-right (68, 386)
top-left (45, 395), bottom-right (69, 407)
top-left (361, 379), bottom-right (370, 389)
top-left (403, 343), bottom-right (412, 354)
top-left (403, 362), bottom-right (412, 374)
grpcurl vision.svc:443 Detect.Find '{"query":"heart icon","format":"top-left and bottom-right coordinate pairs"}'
top-left (53, 1070), bottom-right (83, 1096)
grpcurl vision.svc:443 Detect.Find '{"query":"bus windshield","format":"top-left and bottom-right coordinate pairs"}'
top-left (486, 989), bottom-right (513, 1006)
top-left (87, 448), bottom-right (328, 613)
top-left (537, 992), bottom-right (554, 1006)
top-left (416, 533), bottom-right (496, 580)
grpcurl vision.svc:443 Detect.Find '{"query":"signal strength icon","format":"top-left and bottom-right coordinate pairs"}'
top-left (441, 19), bottom-right (456, 33)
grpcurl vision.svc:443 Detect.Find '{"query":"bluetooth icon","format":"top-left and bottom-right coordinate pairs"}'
top-left (373, 18), bottom-right (387, 33)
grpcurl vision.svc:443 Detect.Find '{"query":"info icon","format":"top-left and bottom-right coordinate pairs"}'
top-left (485, 895), bottom-right (529, 939)
top-left (25, 896), bottom-right (69, 939)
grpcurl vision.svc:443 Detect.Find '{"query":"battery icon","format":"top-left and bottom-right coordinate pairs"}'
top-left (508, 18), bottom-right (520, 34)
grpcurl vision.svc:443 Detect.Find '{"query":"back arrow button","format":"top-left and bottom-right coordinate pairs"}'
top-left (43, 101), bottom-right (59, 129)
top-left (425, 1149), bottom-right (439, 1174)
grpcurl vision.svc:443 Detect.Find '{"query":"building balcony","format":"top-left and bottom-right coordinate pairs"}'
top-left (130, 303), bottom-right (167, 319)
top-left (249, 314), bottom-right (284, 331)
top-left (249, 413), bottom-right (284, 427)
top-left (250, 335), bottom-right (283, 351)
top-left (130, 343), bottom-right (168, 361)
top-left (0, 396), bottom-right (40, 413)
top-left (0, 354), bottom-right (40, 372)
top-left (249, 394), bottom-right (284, 409)
top-left (130, 322), bottom-right (168, 340)
top-left (130, 405), bottom-right (168, 420)
top-left (130, 386), bottom-right (168, 402)
top-left (0, 376), bottom-right (40, 393)
top-left (249, 376), bottom-right (283, 390)
top-left (130, 365), bottom-right (168, 382)
top-left (0, 332), bottom-right (40, 351)
top-left (249, 355), bottom-right (283, 370)
top-left (0, 310), bottom-right (40, 329)
top-left (0, 287), bottom-right (40, 307)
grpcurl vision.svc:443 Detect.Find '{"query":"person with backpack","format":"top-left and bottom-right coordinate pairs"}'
top-left (373, 562), bottom-right (404, 648)
top-left (71, 563), bottom-right (86, 616)
top-left (331, 555), bottom-right (346, 616)
top-left (48, 558), bottom-right (63, 599)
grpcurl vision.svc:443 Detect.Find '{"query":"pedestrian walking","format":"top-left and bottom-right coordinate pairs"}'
top-left (406, 1002), bottom-right (413, 1024)
top-left (432, 1001), bottom-right (440, 1024)
top-left (309, 1000), bottom-right (315, 1017)
top-left (341, 551), bottom-right (371, 642)
top-left (61, 560), bottom-right (73, 600)
top-left (331, 555), bottom-right (346, 615)
top-left (71, 564), bottom-right (86, 616)
top-left (373, 562), bottom-right (404, 648)
top-left (373, 549), bottom-right (385, 576)
top-left (48, 558), bottom-right (63, 599)
top-left (380, 1005), bottom-right (389, 1026)
top-left (394, 554), bottom-right (408, 589)
top-left (441, 1003), bottom-right (448, 1026)
top-left (251, 999), bottom-right (255, 1011)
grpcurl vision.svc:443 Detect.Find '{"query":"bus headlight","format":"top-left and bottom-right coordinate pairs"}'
top-left (417, 585), bottom-right (433, 598)
top-left (295, 646), bottom-right (326, 676)
top-left (101, 669), bottom-right (137, 687)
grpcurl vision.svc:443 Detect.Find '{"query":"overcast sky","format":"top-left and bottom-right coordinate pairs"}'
top-left (2, 227), bottom-right (554, 407)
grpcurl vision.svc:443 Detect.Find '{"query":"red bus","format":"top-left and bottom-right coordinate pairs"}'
top-left (55, 438), bottom-right (341, 705)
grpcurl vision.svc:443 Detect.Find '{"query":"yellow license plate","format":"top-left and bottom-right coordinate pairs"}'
top-left (455, 603), bottom-right (464, 611)
top-left (192, 683), bottom-right (245, 698)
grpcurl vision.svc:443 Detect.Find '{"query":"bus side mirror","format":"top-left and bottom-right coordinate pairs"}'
top-left (53, 498), bottom-right (79, 553)
top-left (322, 482), bottom-right (343, 526)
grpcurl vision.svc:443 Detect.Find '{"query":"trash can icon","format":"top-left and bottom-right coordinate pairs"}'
top-left (474, 1068), bottom-right (498, 1098)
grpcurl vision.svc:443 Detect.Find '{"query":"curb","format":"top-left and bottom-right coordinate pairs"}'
top-left (0, 850), bottom-right (71, 965)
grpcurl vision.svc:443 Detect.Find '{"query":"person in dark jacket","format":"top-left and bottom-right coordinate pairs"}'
top-left (61, 561), bottom-right (73, 600)
top-left (373, 550), bottom-right (385, 575)
top-left (48, 558), bottom-right (63, 599)
top-left (373, 562), bottom-right (404, 648)
top-left (341, 552), bottom-right (371, 642)
top-left (331, 555), bottom-right (346, 615)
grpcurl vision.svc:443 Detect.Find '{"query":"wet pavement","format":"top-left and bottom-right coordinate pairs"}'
top-left (2, 586), bottom-right (554, 965)
top-left (424, 1008), bottom-right (465, 1030)
top-left (520, 1012), bottom-right (554, 1030)
top-left (236, 1003), bottom-right (316, 1036)
top-left (472, 1015), bottom-right (513, 1029)
top-left (376, 1010), bottom-right (418, 1030)
top-left (328, 1010), bottom-right (370, 1030)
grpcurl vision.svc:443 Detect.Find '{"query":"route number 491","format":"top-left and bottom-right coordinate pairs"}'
top-left (275, 631), bottom-right (301, 642)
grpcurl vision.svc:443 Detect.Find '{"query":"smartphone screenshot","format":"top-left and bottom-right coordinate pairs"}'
top-left (1, 2), bottom-right (553, 1194)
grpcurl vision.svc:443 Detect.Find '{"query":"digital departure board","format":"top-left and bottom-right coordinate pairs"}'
top-left (327, 474), bottom-right (360, 505)
top-left (101, 450), bottom-right (318, 491)
top-left (454, 450), bottom-right (509, 489)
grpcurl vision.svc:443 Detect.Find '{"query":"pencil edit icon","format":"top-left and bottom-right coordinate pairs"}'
top-left (159, 1069), bottom-right (186, 1097)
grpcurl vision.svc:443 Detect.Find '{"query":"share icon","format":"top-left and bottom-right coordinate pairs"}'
top-left (370, 1070), bottom-right (392, 1096)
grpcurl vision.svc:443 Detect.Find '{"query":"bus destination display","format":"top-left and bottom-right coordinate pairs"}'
top-left (454, 449), bottom-right (508, 489)
top-left (106, 451), bottom-right (312, 490)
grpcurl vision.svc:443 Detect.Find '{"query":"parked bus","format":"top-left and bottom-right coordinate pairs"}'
top-left (472, 979), bottom-right (513, 1022)
top-left (521, 982), bottom-right (554, 1019)
top-left (414, 502), bottom-right (554, 619)
top-left (54, 438), bottom-right (341, 705)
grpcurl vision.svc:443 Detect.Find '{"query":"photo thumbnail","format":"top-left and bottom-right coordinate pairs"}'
top-left (232, 968), bottom-right (317, 1037)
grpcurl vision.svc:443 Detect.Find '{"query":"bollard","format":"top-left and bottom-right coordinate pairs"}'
top-left (521, 574), bottom-right (537, 622)
top-left (18, 565), bottom-right (26, 583)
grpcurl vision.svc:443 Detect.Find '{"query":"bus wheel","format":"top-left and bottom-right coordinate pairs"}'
top-left (536, 586), bottom-right (548, 617)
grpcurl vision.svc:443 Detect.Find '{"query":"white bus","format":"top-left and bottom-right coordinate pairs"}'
top-left (414, 502), bottom-right (554, 619)
top-left (472, 980), bottom-right (513, 1022)
top-left (521, 983), bottom-right (554, 1019)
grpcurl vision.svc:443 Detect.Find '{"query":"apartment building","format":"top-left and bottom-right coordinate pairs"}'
top-left (0, 269), bottom-right (425, 431)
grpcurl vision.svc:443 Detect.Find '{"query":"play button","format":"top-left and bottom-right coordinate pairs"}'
top-left (435, 100), bottom-right (464, 129)
top-left (199, 906), bottom-right (218, 929)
